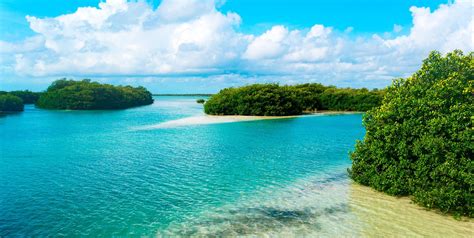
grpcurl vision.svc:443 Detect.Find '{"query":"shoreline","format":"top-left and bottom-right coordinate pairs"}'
top-left (134, 111), bottom-right (363, 130)
top-left (206, 110), bottom-right (363, 119)
top-left (349, 182), bottom-right (473, 236)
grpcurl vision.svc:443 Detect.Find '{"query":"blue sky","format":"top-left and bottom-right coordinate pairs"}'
top-left (220, 0), bottom-right (448, 33)
top-left (0, 0), bottom-right (448, 40)
top-left (0, 0), bottom-right (471, 92)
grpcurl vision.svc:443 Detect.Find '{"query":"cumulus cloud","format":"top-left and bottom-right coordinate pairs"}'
top-left (9, 0), bottom-right (247, 77)
top-left (240, 0), bottom-right (472, 81)
top-left (0, 0), bottom-right (472, 89)
top-left (243, 26), bottom-right (289, 60)
top-left (385, 2), bottom-right (473, 54)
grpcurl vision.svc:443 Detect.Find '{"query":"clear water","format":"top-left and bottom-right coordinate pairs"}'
top-left (0, 96), bottom-right (400, 236)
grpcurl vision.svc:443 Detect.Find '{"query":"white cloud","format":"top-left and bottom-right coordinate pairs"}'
top-left (243, 25), bottom-right (288, 60)
top-left (0, 0), bottom-right (472, 89)
top-left (385, 2), bottom-right (473, 53)
top-left (9, 0), bottom-right (248, 77)
top-left (156, 0), bottom-right (215, 22)
top-left (239, 0), bottom-right (472, 82)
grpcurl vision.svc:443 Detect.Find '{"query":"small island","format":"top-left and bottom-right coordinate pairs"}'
top-left (0, 90), bottom-right (41, 104)
top-left (36, 79), bottom-right (154, 110)
top-left (204, 83), bottom-right (384, 116)
top-left (0, 94), bottom-right (24, 112)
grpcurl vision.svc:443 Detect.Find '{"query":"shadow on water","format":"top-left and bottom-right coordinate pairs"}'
top-left (160, 172), bottom-right (473, 237)
top-left (0, 111), bottom-right (23, 118)
top-left (162, 204), bottom-right (350, 237)
top-left (160, 172), bottom-right (352, 237)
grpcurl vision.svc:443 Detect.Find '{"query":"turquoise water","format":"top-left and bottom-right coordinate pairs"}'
top-left (0, 96), bottom-right (365, 236)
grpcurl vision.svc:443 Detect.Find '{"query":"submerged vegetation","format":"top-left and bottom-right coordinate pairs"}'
top-left (204, 83), bottom-right (384, 116)
top-left (350, 50), bottom-right (473, 217)
top-left (36, 79), bottom-right (154, 110)
top-left (0, 94), bottom-right (24, 112)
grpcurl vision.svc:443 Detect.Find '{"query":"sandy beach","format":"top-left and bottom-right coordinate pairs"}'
top-left (134, 111), bottom-right (361, 130)
top-left (349, 183), bottom-right (473, 237)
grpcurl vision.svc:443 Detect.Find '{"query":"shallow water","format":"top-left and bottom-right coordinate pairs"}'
top-left (349, 184), bottom-right (473, 237)
top-left (0, 96), bottom-right (471, 236)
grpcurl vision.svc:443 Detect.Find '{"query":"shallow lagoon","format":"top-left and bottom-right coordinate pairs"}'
top-left (0, 96), bottom-right (471, 236)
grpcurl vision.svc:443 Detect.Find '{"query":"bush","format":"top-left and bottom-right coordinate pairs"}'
top-left (0, 94), bottom-right (24, 112)
top-left (204, 83), bottom-right (384, 116)
top-left (318, 88), bottom-right (384, 111)
top-left (36, 79), bottom-right (154, 110)
top-left (204, 84), bottom-right (303, 116)
top-left (349, 50), bottom-right (473, 217)
top-left (196, 99), bottom-right (205, 104)
top-left (9, 90), bottom-right (41, 104)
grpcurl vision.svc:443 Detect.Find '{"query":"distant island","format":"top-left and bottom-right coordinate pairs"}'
top-left (0, 94), bottom-right (24, 112)
top-left (154, 93), bottom-right (213, 96)
top-left (36, 79), bottom-right (154, 110)
top-left (204, 83), bottom-right (384, 116)
top-left (0, 90), bottom-right (41, 112)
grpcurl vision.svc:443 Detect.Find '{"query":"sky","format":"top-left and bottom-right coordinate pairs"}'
top-left (0, 0), bottom-right (472, 93)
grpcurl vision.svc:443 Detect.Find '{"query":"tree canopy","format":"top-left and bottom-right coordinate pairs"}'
top-left (204, 84), bottom-right (303, 116)
top-left (36, 79), bottom-right (154, 110)
top-left (349, 50), bottom-right (473, 217)
top-left (0, 94), bottom-right (24, 112)
top-left (204, 83), bottom-right (384, 116)
top-left (7, 90), bottom-right (41, 104)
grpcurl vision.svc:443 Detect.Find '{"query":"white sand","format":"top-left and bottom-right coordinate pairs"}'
top-left (134, 115), bottom-right (295, 130)
top-left (134, 112), bottom-right (361, 130)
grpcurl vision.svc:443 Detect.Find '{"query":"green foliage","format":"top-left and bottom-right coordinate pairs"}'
top-left (204, 84), bottom-right (303, 116)
top-left (196, 99), bottom-right (206, 104)
top-left (8, 90), bottom-right (41, 104)
top-left (350, 50), bottom-right (473, 217)
top-left (318, 87), bottom-right (384, 111)
top-left (204, 83), bottom-right (384, 116)
top-left (36, 79), bottom-right (154, 110)
top-left (0, 94), bottom-right (24, 112)
top-left (290, 83), bottom-right (328, 111)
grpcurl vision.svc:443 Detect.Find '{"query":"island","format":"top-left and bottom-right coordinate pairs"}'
top-left (350, 50), bottom-right (472, 218)
top-left (203, 83), bottom-right (384, 116)
top-left (0, 94), bottom-right (24, 112)
top-left (200, 50), bottom-right (472, 218)
top-left (6, 90), bottom-right (41, 104)
top-left (36, 79), bottom-right (154, 110)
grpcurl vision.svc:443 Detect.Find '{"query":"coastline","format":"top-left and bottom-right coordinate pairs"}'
top-left (135, 111), bottom-right (362, 130)
top-left (207, 110), bottom-right (363, 119)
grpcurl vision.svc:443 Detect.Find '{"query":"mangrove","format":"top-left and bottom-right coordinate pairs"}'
top-left (204, 83), bottom-right (384, 116)
top-left (36, 79), bottom-right (154, 110)
top-left (349, 50), bottom-right (473, 217)
top-left (0, 94), bottom-right (24, 112)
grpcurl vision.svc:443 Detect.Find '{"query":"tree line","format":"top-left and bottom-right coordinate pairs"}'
top-left (203, 83), bottom-right (385, 116)
top-left (0, 90), bottom-right (41, 112)
top-left (1, 79), bottom-right (154, 112)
